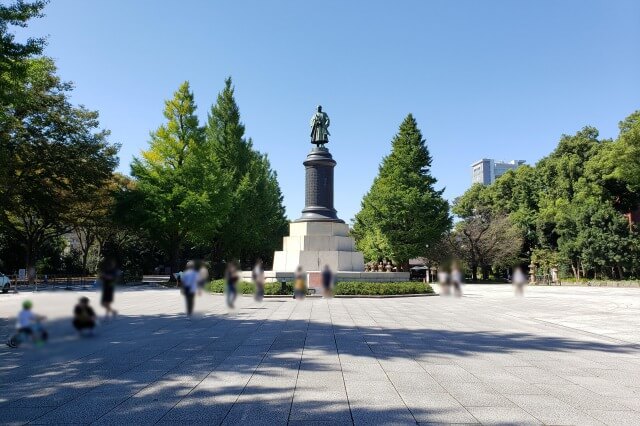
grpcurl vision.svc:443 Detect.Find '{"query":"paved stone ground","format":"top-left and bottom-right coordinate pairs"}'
top-left (1, 284), bottom-right (640, 425)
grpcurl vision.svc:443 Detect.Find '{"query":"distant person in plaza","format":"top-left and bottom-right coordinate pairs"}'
top-left (100, 258), bottom-right (119, 319)
top-left (6, 300), bottom-right (48, 348)
top-left (197, 263), bottom-right (209, 296)
top-left (451, 263), bottom-right (463, 297)
top-left (294, 266), bottom-right (306, 300)
top-left (513, 266), bottom-right (527, 296)
top-left (224, 262), bottom-right (239, 308)
top-left (321, 264), bottom-right (334, 298)
top-left (181, 261), bottom-right (199, 317)
top-left (252, 259), bottom-right (265, 302)
top-left (73, 296), bottom-right (97, 335)
top-left (437, 268), bottom-right (451, 296)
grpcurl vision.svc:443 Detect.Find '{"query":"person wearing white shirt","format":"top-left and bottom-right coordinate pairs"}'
top-left (181, 261), bottom-right (199, 317)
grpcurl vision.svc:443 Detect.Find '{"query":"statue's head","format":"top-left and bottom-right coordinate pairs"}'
top-left (317, 105), bottom-right (322, 112)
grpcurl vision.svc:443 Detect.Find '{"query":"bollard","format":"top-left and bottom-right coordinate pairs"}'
top-left (281, 280), bottom-right (287, 295)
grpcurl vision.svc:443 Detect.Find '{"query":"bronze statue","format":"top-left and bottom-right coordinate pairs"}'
top-left (310, 105), bottom-right (330, 146)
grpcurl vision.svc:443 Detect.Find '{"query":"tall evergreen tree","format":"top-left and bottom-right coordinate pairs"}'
top-left (126, 82), bottom-right (220, 272)
top-left (353, 114), bottom-right (451, 268)
top-left (205, 78), bottom-right (287, 266)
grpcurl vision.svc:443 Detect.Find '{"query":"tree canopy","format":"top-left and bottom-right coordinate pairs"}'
top-left (353, 114), bottom-right (451, 268)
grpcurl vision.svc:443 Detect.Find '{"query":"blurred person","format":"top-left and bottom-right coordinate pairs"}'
top-left (6, 300), bottom-right (48, 348)
top-left (100, 258), bottom-right (119, 319)
top-left (197, 263), bottom-right (209, 296)
top-left (437, 268), bottom-right (451, 296)
top-left (252, 259), bottom-right (265, 302)
top-left (451, 263), bottom-right (463, 297)
top-left (224, 262), bottom-right (239, 308)
top-left (321, 264), bottom-right (334, 298)
top-left (73, 296), bottom-right (97, 335)
top-left (513, 266), bottom-right (527, 296)
top-left (181, 261), bottom-right (199, 317)
top-left (294, 266), bottom-right (306, 300)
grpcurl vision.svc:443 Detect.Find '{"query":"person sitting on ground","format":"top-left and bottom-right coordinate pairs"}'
top-left (73, 297), bottom-right (97, 335)
top-left (6, 300), bottom-right (47, 348)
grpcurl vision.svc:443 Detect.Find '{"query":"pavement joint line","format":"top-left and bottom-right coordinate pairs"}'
top-left (8, 313), bottom-right (192, 408)
top-left (88, 310), bottom-right (249, 424)
top-left (286, 299), bottom-right (314, 426)
top-left (343, 298), bottom-right (421, 425)
top-left (215, 298), bottom-right (300, 426)
top-left (329, 299), bottom-right (355, 425)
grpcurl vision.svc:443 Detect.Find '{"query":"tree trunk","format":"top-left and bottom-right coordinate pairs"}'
top-left (471, 263), bottom-right (478, 281)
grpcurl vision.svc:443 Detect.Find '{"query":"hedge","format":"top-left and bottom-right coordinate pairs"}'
top-left (206, 280), bottom-right (432, 296)
top-left (205, 279), bottom-right (292, 295)
top-left (334, 281), bottom-right (433, 295)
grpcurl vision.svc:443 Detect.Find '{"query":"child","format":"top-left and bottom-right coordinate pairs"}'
top-left (73, 297), bottom-right (97, 335)
top-left (6, 300), bottom-right (47, 348)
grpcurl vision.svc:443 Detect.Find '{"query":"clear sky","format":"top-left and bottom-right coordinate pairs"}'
top-left (16, 0), bottom-right (640, 222)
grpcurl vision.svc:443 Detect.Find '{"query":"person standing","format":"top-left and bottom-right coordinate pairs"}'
top-left (451, 263), bottom-right (463, 297)
top-left (100, 259), bottom-right (119, 319)
top-left (181, 261), bottom-right (199, 317)
top-left (252, 259), bottom-right (265, 301)
top-left (224, 262), bottom-right (239, 308)
top-left (294, 266), bottom-right (306, 300)
top-left (321, 264), bottom-right (334, 298)
top-left (512, 266), bottom-right (527, 296)
top-left (197, 263), bottom-right (209, 296)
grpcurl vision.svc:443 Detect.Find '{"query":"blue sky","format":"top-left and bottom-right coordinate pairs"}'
top-left (16, 0), bottom-right (640, 222)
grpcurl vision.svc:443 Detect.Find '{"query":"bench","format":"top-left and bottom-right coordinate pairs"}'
top-left (142, 275), bottom-right (173, 284)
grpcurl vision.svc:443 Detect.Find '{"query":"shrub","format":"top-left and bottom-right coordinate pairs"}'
top-left (334, 281), bottom-right (433, 295)
top-left (205, 280), bottom-right (432, 296)
top-left (205, 279), bottom-right (293, 295)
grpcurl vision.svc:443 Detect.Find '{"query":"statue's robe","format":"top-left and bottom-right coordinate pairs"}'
top-left (310, 112), bottom-right (330, 142)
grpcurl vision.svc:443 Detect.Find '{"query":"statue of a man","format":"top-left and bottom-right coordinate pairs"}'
top-left (310, 105), bottom-right (330, 145)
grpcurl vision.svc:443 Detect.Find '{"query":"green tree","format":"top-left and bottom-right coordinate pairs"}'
top-left (0, 0), bottom-right (47, 197)
top-left (0, 58), bottom-right (119, 274)
top-left (126, 82), bottom-right (222, 272)
top-left (204, 77), bottom-right (287, 266)
top-left (353, 114), bottom-right (451, 268)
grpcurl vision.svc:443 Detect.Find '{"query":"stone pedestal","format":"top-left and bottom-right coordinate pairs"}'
top-left (297, 147), bottom-right (342, 222)
top-left (272, 221), bottom-right (365, 272)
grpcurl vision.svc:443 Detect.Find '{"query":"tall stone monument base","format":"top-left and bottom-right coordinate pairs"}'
top-left (272, 221), bottom-right (364, 272)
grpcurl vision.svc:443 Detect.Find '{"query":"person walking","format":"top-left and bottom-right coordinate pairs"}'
top-left (252, 259), bottom-right (265, 301)
top-left (100, 259), bottom-right (119, 320)
top-left (224, 262), bottom-right (239, 308)
top-left (181, 261), bottom-right (199, 317)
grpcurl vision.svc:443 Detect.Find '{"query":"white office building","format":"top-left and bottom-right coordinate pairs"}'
top-left (471, 159), bottom-right (526, 185)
